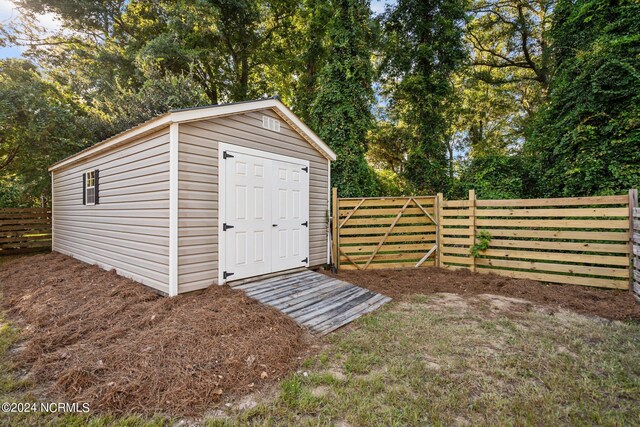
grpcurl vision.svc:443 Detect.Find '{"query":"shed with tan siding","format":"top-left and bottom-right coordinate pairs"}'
top-left (49, 98), bottom-right (336, 296)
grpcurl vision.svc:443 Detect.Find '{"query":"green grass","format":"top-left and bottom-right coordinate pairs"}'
top-left (226, 293), bottom-right (640, 426)
top-left (1, 288), bottom-right (639, 426)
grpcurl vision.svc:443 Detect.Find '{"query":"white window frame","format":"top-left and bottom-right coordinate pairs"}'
top-left (85, 170), bottom-right (96, 206)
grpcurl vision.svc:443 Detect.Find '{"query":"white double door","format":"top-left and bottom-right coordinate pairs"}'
top-left (222, 145), bottom-right (309, 282)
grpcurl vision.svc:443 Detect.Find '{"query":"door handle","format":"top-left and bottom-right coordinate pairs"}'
top-left (272, 224), bottom-right (278, 227)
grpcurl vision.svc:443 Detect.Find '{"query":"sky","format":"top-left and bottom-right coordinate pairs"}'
top-left (0, 0), bottom-right (393, 59)
top-left (0, 0), bottom-right (61, 58)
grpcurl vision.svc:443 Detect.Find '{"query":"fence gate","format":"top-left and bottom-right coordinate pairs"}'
top-left (332, 190), bottom-right (438, 270)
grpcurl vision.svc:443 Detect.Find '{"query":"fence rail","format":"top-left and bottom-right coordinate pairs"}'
top-left (0, 208), bottom-right (52, 255)
top-left (333, 189), bottom-right (638, 291)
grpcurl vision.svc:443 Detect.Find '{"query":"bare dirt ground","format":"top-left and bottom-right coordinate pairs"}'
top-left (0, 252), bottom-right (311, 416)
top-left (327, 267), bottom-right (640, 321)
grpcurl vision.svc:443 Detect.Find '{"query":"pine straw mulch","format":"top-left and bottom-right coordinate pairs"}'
top-left (0, 252), bottom-right (308, 416)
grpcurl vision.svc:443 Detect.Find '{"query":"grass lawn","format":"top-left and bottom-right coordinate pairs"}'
top-left (233, 293), bottom-right (640, 426)
top-left (2, 285), bottom-right (639, 426)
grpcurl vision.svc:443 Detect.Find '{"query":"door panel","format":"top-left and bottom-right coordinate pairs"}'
top-left (223, 147), bottom-right (309, 281)
top-left (271, 159), bottom-right (309, 272)
top-left (224, 152), bottom-right (272, 280)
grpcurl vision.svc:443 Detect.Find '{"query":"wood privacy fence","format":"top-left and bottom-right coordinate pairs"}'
top-left (633, 203), bottom-right (640, 300)
top-left (0, 208), bottom-right (52, 255)
top-left (333, 189), bottom-right (638, 290)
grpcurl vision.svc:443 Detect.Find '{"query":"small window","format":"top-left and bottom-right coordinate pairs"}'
top-left (262, 115), bottom-right (281, 132)
top-left (84, 170), bottom-right (96, 205)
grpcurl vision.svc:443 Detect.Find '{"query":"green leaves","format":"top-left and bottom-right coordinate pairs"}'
top-left (307, 0), bottom-right (379, 198)
top-left (377, 0), bottom-right (467, 195)
top-left (2, 0), bottom-right (639, 205)
top-left (525, 0), bottom-right (640, 197)
top-left (470, 231), bottom-right (492, 258)
top-left (0, 59), bottom-right (88, 205)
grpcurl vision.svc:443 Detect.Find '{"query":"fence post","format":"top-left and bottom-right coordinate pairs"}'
top-left (436, 193), bottom-right (443, 268)
top-left (469, 189), bottom-right (477, 272)
top-left (629, 188), bottom-right (638, 291)
top-left (332, 187), bottom-right (339, 271)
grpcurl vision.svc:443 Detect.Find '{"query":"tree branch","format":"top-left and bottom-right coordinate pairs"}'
top-left (0, 146), bottom-right (20, 171)
top-left (467, 31), bottom-right (522, 67)
top-left (517, 4), bottom-right (545, 84)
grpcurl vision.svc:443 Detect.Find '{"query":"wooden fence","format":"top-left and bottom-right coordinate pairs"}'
top-left (332, 189), bottom-right (438, 270)
top-left (439, 192), bottom-right (632, 290)
top-left (633, 200), bottom-right (640, 300)
top-left (333, 189), bottom-right (638, 290)
top-left (0, 208), bottom-right (52, 255)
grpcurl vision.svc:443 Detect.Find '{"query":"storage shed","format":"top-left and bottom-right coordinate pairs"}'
top-left (48, 98), bottom-right (336, 296)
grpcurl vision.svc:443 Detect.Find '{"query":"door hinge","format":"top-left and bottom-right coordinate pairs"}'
top-left (301, 257), bottom-right (308, 263)
top-left (223, 151), bottom-right (234, 159)
top-left (223, 271), bottom-right (234, 280)
top-left (301, 166), bottom-right (308, 173)
top-left (223, 223), bottom-right (235, 231)
top-left (301, 221), bottom-right (308, 227)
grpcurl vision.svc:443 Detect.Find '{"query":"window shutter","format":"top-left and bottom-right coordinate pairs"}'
top-left (82, 173), bottom-right (86, 205)
top-left (94, 169), bottom-right (100, 204)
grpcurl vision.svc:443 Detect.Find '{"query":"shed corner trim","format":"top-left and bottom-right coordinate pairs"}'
top-left (168, 122), bottom-right (179, 296)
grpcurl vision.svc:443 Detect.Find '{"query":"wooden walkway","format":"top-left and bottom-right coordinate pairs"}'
top-left (233, 270), bottom-right (391, 335)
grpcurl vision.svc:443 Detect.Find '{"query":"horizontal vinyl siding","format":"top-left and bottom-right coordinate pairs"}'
top-left (177, 124), bottom-right (218, 293)
top-left (177, 108), bottom-right (330, 293)
top-left (52, 128), bottom-right (171, 293)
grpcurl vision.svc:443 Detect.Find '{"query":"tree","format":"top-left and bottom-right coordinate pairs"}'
top-left (86, 71), bottom-right (211, 139)
top-left (16, 0), bottom-right (129, 40)
top-left (292, 0), bottom-right (332, 122)
top-left (462, 0), bottom-right (552, 173)
top-left (139, 0), bottom-right (300, 103)
top-left (378, 0), bottom-right (467, 194)
top-left (452, 152), bottom-right (527, 199)
top-left (467, 0), bottom-right (554, 90)
top-left (525, 0), bottom-right (640, 196)
top-left (17, 0), bottom-right (301, 105)
top-left (0, 59), bottom-right (87, 202)
top-left (308, 0), bottom-right (378, 197)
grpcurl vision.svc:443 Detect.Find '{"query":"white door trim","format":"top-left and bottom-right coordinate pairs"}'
top-left (218, 142), bottom-right (310, 285)
top-left (221, 143), bottom-right (311, 167)
top-left (327, 160), bottom-right (331, 264)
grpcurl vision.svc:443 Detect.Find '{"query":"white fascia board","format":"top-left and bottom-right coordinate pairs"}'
top-left (217, 144), bottom-right (226, 286)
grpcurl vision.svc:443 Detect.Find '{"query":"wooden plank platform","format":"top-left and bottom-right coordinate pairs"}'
top-left (233, 270), bottom-right (391, 335)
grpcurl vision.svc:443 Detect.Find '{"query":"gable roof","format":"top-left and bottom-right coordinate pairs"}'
top-left (48, 97), bottom-right (336, 172)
